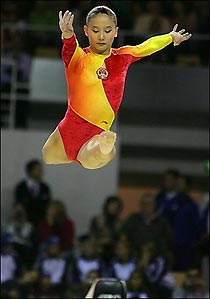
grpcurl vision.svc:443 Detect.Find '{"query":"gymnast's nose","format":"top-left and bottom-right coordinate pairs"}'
top-left (98, 32), bottom-right (105, 41)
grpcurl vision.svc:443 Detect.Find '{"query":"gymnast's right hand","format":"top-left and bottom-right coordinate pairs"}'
top-left (59, 10), bottom-right (74, 38)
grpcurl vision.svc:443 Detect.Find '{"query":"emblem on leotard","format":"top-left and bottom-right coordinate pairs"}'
top-left (96, 67), bottom-right (108, 80)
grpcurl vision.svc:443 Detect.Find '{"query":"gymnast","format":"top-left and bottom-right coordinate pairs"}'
top-left (42, 6), bottom-right (192, 169)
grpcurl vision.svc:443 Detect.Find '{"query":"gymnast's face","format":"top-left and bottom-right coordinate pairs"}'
top-left (84, 13), bottom-right (118, 55)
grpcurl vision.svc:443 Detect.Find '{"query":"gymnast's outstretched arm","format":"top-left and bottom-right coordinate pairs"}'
top-left (117, 24), bottom-right (192, 59)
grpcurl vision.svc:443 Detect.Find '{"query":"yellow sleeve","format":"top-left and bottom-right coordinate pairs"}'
top-left (117, 33), bottom-right (173, 57)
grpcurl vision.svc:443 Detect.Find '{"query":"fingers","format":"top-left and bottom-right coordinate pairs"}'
top-left (183, 33), bottom-right (192, 40)
top-left (178, 29), bottom-right (185, 34)
top-left (59, 10), bottom-right (63, 22)
top-left (173, 24), bottom-right (178, 31)
top-left (59, 10), bottom-right (74, 23)
top-left (63, 10), bottom-right (74, 23)
top-left (172, 24), bottom-right (192, 46)
top-left (174, 32), bottom-right (192, 46)
top-left (182, 32), bottom-right (192, 37)
top-left (70, 13), bottom-right (74, 25)
top-left (178, 29), bottom-right (192, 38)
top-left (179, 32), bottom-right (192, 41)
top-left (176, 27), bottom-right (192, 39)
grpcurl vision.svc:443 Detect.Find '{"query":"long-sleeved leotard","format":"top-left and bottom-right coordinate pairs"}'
top-left (58, 33), bottom-right (172, 162)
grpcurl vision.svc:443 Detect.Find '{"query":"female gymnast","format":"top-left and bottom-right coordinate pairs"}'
top-left (42, 6), bottom-right (192, 169)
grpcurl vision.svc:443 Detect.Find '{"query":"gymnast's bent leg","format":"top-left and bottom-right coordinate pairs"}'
top-left (77, 131), bottom-right (117, 169)
top-left (42, 127), bottom-right (72, 165)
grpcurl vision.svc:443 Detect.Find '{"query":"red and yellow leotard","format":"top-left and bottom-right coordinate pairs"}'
top-left (58, 33), bottom-right (172, 161)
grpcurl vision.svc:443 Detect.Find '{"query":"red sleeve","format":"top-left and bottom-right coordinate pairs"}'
top-left (61, 34), bottom-right (77, 68)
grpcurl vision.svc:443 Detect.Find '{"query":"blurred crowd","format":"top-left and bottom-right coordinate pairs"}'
top-left (1, 159), bottom-right (209, 298)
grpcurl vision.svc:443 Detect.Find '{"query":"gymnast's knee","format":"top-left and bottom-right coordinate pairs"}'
top-left (79, 147), bottom-right (116, 169)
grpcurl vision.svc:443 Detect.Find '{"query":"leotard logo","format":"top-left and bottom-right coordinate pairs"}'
top-left (96, 67), bottom-right (109, 79)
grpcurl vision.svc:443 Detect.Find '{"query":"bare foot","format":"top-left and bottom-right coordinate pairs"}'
top-left (99, 131), bottom-right (117, 155)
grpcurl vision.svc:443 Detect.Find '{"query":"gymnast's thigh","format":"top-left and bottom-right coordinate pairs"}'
top-left (43, 127), bottom-right (72, 163)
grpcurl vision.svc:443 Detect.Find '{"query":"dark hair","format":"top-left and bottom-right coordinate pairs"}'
top-left (25, 159), bottom-right (41, 175)
top-left (47, 200), bottom-right (67, 222)
top-left (103, 195), bottom-right (123, 214)
top-left (86, 5), bottom-right (117, 26)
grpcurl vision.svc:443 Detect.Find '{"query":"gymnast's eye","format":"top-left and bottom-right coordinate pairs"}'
top-left (92, 30), bottom-right (99, 33)
top-left (105, 30), bottom-right (112, 33)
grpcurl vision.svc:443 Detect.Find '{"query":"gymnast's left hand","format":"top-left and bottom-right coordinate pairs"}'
top-left (170, 24), bottom-right (192, 46)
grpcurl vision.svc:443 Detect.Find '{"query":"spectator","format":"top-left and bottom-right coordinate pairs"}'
top-left (130, 1), bottom-right (145, 28)
top-left (39, 199), bottom-right (75, 253)
top-left (195, 199), bottom-right (209, 291)
top-left (197, 198), bottom-right (209, 250)
top-left (1, 233), bottom-right (22, 298)
top-left (169, 1), bottom-right (199, 32)
top-left (155, 168), bottom-right (180, 226)
top-left (157, 172), bottom-right (201, 270)
top-left (137, 242), bottom-right (176, 298)
top-left (14, 159), bottom-right (51, 229)
top-left (71, 235), bottom-right (104, 287)
top-left (89, 195), bottom-right (124, 272)
top-left (121, 193), bottom-right (174, 263)
top-left (127, 269), bottom-right (150, 298)
top-left (89, 195), bottom-right (123, 244)
top-left (169, 1), bottom-right (200, 65)
top-left (2, 202), bottom-right (37, 269)
top-left (17, 270), bottom-right (39, 298)
top-left (19, 235), bottom-right (68, 298)
top-left (131, 1), bottom-right (172, 63)
top-left (133, 1), bottom-right (171, 36)
top-left (1, 33), bottom-right (31, 86)
top-left (109, 240), bottom-right (137, 282)
top-left (32, 235), bottom-right (68, 298)
top-left (172, 269), bottom-right (209, 298)
top-left (169, 1), bottom-right (186, 29)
